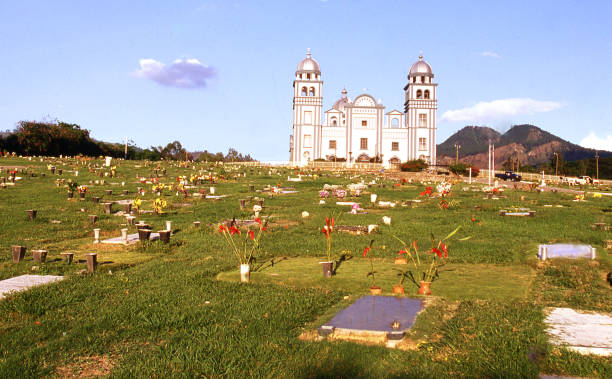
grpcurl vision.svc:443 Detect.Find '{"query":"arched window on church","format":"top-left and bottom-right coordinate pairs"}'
top-left (421, 76), bottom-right (425, 83)
top-left (416, 90), bottom-right (423, 99)
top-left (306, 73), bottom-right (311, 79)
top-left (413, 77), bottom-right (416, 83)
top-left (301, 87), bottom-right (307, 96)
top-left (331, 117), bottom-right (337, 126)
top-left (391, 118), bottom-right (399, 128)
top-left (424, 90), bottom-right (430, 99)
top-left (309, 87), bottom-right (315, 96)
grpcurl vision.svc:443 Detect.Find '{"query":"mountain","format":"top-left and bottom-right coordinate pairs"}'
top-left (437, 124), bottom-right (612, 169)
top-left (437, 126), bottom-right (501, 157)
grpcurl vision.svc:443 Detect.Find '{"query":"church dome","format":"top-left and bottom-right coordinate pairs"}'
top-left (409, 54), bottom-right (433, 77)
top-left (332, 88), bottom-right (348, 111)
top-left (296, 49), bottom-right (321, 75)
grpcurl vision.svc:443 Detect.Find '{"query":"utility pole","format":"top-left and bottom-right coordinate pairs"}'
top-left (517, 151), bottom-right (520, 172)
top-left (595, 150), bottom-right (599, 180)
top-left (124, 137), bottom-right (128, 160)
top-left (554, 152), bottom-right (559, 176)
top-left (454, 143), bottom-right (461, 164)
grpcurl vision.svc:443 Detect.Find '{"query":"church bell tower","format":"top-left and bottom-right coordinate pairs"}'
top-left (291, 49), bottom-right (323, 166)
top-left (404, 54), bottom-right (437, 165)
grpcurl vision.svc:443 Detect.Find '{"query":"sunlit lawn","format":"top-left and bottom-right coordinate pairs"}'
top-left (0, 156), bottom-right (610, 378)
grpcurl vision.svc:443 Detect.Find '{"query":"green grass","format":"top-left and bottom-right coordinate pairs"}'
top-left (0, 156), bottom-right (611, 378)
top-left (217, 257), bottom-right (535, 302)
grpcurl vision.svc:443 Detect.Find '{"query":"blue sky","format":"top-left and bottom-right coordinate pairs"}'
top-left (1, 0), bottom-right (611, 159)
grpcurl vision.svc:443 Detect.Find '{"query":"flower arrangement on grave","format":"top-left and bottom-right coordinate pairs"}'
top-left (133, 198), bottom-right (142, 212)
top-left (152, 183), bottom-right (165, 195)
top-left (333, 189), bottom-right (347, 199)
top-left (175, 183), bottom-right (188, 197)
top-left (391, 226), bottom-right (469, 295)
top-left (77, 185), bottom-right (88, 194)
top-left (321, 216), bottom-right (336, 263)
top-left (574, 194), bottom-right (585, 202)
top-left (436, 182), bottom-right (452, 197)
top-left (153, 198), bottom-right (167, 214)
top-left (218, 217), bottom-right (268, 283)
top-left (110, 166), bottom-right (116, 177)
top-left (392, 267), bottom-right (410, 294)
top-left (67, 180), bottom-right (78, 194)
top-left (319, 190), bottom-right (329, 198)
top-left (419, 186), bottom-right (433, 197)
top-left (362, 240), bottom-right (381, 294)
top-left (438, 199), bottom-right (459, 210)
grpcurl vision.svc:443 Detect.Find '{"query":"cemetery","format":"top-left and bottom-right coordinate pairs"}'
top-left (0, 155), bottom-right (610, 377)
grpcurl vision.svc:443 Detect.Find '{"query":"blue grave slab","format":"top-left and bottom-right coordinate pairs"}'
top-left (319, 296), bottom-right (423, 340)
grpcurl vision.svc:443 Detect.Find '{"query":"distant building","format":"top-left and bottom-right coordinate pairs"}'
top-left (289, 50), bottom-right (438, 167)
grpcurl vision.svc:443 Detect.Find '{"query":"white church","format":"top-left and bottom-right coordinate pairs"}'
top-left (289, 50), bottom-right (438, 167)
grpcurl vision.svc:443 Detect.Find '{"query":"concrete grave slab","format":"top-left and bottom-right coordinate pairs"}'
top-left (102, 232), bottom-right (160, 245)
top-left (545, 307), bottom-right (612, 357)
top-left (0, 275), bottom-right (64, 300)
top-left (538, 244), bottom-right (596, 260)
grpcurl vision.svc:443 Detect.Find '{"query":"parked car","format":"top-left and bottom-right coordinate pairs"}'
top-left (495, 171), bottom-right (522, 182)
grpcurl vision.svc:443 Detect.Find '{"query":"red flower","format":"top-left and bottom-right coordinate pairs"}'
top-left (248, 230), bottom-right (255, 240)
top-left (431, 248), bottom-right (443, 258)
top-left (229, 226), bottom-right (240, 235)
top-left (331, 217), bottom-right (335, 228)
top-left (412, 241), bottom-right (418, 251)
top-left (440, 243), bottom-right (448, 258)
top-left (321, 227), bottom-right (330, 239)
top-left (471, 217), bottom-right (476, 222)
top-left (255, 217), bottom-right (261, 225)
top-left (363, 246), bottom-right (371, 257)
top-left (218, 224), bottom-right (227, 233)
top-left (398, 249), bottom-right (407, 255)
top-left (35, 321), bottom-right (40, 325)
top-left (325, 217), bottom-right (330, 227)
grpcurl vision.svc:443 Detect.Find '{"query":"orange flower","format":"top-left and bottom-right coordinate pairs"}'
top-left (440, 243), bottom-right (448, 258)
top-left (218, 224), bottom-right (227, 233)
top-left (248, 230), bottom-right (255, 240)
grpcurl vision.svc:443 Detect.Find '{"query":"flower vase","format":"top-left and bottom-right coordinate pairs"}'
top-left (392, 285), bottom-right (405, 294)
top-left (320, 261), bottom-right (333, 278)
top-left (418, 281), bottom-right (432, 295)
top-left (369, 286), bottom-right (382, 295)
top-left (240, 264), bottom-right (250, 283)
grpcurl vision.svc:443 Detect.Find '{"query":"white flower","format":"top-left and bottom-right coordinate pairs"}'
top-left (253, 204), bottom-right (262, 212)
top-left (382, 216), bottom-right (391, 225)
top-left (301, 211), bottom-right (310, 218)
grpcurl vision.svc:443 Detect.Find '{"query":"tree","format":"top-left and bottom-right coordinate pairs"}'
top-left (158, 141), bottom-right (189, 160)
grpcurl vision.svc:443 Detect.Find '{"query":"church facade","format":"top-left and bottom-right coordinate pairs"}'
top-left (289, 50), bottom-right (438, 167)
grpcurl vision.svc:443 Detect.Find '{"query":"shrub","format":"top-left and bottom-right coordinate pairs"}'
top-left (449, 162), bottom-right (479, 177)
top-left (400, 159), bottom-right (427, 172)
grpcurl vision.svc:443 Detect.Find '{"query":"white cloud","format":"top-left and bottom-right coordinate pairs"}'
top-left (480, 51), bottom-right (501, 59)
top-left (133, 58), bottom-right (215, 89)
top-left (579, 132), bottom-right (612, 151)
top-left (441, 98), bottom-right (562, 123)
